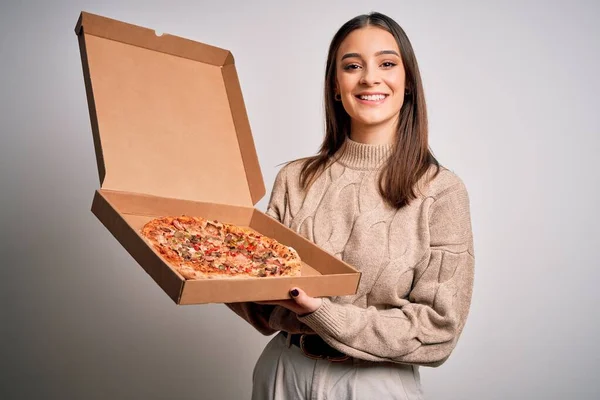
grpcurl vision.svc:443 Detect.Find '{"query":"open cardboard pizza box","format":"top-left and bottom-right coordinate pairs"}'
top-left (75, 12), bottom-right (361, 304)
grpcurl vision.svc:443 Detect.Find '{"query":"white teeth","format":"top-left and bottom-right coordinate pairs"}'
top-left (359, 94), bottom-right (386, 101)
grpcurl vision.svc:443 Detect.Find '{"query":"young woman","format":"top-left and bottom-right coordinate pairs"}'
top-left (228, 11), bottom-right (474, 400)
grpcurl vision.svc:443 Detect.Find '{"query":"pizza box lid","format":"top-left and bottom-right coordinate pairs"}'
top-left (75, 12), bottom-right (265, 208)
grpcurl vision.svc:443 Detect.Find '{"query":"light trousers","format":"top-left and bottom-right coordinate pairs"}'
top-left (251, 332), bottom-right (425, 400)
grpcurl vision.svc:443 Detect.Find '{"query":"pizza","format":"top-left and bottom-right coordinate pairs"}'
top-left (140, 216), bottom-right (302, 280)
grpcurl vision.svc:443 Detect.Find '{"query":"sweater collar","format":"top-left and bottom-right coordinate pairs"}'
top-left (335, 137), bottom-right (394, 170)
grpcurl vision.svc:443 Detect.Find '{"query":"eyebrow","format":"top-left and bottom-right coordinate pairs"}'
top-left (340, 50), bottom-right (400, 60)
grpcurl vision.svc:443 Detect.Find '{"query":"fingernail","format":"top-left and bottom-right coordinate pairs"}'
top-left (290, 289), bottom-right (299, 297)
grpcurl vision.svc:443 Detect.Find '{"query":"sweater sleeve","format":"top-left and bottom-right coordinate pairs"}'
top-left (298, 181), bottom-right (475, 366)
top-left (224, 166), bottom-right (289, 336)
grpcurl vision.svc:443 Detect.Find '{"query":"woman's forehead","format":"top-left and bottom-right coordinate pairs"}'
top-left (338, 27), bottom-right (400, 58)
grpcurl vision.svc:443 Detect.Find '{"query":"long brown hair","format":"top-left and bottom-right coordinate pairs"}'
top-left (299, 12), bottom-right (440, 209)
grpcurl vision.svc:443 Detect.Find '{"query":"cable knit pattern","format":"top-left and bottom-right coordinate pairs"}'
top-left (227, 138), bottom-right (474, 366)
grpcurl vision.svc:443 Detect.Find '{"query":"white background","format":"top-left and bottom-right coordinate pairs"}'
top-left (1, 1), bottom-right (599, 399)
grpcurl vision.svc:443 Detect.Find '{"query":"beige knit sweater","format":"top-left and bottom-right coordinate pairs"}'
top-left (227, 138), bottom-right (474, 367)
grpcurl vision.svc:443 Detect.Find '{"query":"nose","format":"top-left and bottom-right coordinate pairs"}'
top-left (359, 65), bottom-right (381, 86)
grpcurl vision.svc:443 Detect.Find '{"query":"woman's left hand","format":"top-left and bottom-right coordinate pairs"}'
top-left (257, 287), bottom-right (323, 316)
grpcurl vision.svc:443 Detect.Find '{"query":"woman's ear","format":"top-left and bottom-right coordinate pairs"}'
top-left (331, 82), bottom-right (338, 99)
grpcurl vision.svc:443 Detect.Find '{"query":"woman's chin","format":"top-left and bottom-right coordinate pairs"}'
top-left (350, 114), bottom-right (395, 129)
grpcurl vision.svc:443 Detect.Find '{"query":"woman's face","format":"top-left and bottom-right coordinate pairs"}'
top-left (335, 26), bottom-right (406, 130)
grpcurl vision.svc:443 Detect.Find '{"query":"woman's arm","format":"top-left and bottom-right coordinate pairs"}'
top-left (298, 180), bottom-right (475, 366)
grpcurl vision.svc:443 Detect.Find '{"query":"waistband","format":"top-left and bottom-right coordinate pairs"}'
top-left (282, 331), bottom-right (350, 362)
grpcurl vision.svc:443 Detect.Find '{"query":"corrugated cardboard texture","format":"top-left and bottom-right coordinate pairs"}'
top-left (77, 12), bottom-right (265, 207)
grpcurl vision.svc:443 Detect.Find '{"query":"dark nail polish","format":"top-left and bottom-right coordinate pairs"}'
top-left (290, 289), bottom-right (299, 297)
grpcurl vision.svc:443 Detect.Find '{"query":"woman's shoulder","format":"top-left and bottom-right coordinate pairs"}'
top-left (274, 157), bottom-right (311, 182)
top-left (269, 158), bottom-right (310, 192)
top-left (420, 164), bottom-right (469, 201)
top-left (280, 158), bottom-right (309, 173)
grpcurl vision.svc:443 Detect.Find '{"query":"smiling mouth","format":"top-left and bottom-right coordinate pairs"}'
top-left (355, 94), bottom-right (388, 102)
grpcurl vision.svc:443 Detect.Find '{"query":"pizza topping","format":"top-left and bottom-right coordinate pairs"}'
top-left (246, 243), bottom-right (257, 252)
top-left (265, 265), bottom-right (279, 275)
top-left (142, 216), bottom-right (301, 280)
top-left (172, 219), bottom-right (184, 230)
top-left (225, 234), bottom-right (242, 247)
top-left (180, 249), bottom-right (192, 260)
top-left (205, 222), bottom-right (221, 236)
top-left (230, 252), bottom-right (250, 265)
top-left (268, 258), bottom-right (283, 267)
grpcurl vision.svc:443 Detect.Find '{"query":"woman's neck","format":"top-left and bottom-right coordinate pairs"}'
top-left (349, 117), bottom-right (398, 145)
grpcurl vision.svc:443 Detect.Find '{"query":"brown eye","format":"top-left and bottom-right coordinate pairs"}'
top-left (381, 62), bottom-right (397, 68)
top-left (343, 63), bottom-right (361, 70)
